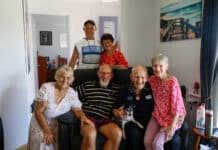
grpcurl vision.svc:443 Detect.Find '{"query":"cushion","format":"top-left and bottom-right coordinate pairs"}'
top-left (57, 111), bottom-right (77, 124)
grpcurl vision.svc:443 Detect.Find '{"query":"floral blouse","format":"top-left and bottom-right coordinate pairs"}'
top-left (148, 75), bottom-right (186, 129)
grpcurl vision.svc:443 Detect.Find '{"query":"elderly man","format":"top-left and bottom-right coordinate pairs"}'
top-left (76, 64), bottom-right (122, 150)
top-left (113, 65), bottom-right (154, 150)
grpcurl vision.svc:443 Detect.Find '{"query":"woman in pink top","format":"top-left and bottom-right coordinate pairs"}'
top-left (144, 54), bottom-right (186, 150)
top-left (99, 33), bottom-right (129, 69)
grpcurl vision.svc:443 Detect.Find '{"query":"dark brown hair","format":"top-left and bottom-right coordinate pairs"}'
top-left (84, 20), bottom-right (96, 26)
top-left (101, 33), bottom-right (114, 44)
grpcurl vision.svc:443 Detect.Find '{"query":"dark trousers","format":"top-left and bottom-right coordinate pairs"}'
top-left (124, 122), bottom-right (145, 150)
top-left (124, 121), bottom-right (188, 150)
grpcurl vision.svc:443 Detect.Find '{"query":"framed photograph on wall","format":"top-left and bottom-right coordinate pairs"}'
top-left (160, 0), bottom-right (202, 42)
top-left (40, 31), bottom-right (52, 45)
top-left (99, 16), bottom-right (118, 41)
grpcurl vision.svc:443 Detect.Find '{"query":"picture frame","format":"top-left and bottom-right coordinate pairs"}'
top-left (40, 31), bottom-right (52, 45)
top-left (160, 0), bottom-right (202, 42)
top-left (99, 16), bottom-right (118, 41)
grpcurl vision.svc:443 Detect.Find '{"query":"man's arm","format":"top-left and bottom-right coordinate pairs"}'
top-left (73, 108), bottom-right (94, 127)
top-left (69, 46), bottom-right (79, 69)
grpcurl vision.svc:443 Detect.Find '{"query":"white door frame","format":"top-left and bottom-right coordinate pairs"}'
top-left (28, 10), bottom-right (72, 93)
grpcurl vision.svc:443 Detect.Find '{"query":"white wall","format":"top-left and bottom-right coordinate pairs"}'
top-left (120, 0), bottom-right (155, 66)
top-left (34, 15), bottom-right (69, 62)
top-left (68, 2), bottom-right (121, 60)
top-left (120, 0), bottom-right (201, 92)
top-left (0, 0), bottom-right (34, 149)
top-left (28, 0), bottom-right (201, 91)
top-left (153, 1), bottom-right (201, 92)
top-left (28, 0), bottom-right (121, 62)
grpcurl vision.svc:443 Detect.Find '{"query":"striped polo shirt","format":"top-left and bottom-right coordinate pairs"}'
top-left (76, 80), bottom-right (120, 118)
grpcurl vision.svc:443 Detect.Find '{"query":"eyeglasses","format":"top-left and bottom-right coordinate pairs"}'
top-left (99, 71), bottom-right (112, 75)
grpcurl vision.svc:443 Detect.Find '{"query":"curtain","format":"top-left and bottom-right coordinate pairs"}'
top-left (200, 0), bottom-right (218, 127)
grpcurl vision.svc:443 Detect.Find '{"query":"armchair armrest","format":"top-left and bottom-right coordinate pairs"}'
top-left (57, 110), bottom-right (78, 124)
top-left (57, 110), bottom-right (81, 150)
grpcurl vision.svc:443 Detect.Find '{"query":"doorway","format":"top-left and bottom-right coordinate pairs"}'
top-left (31, 14), bottom-right (69, 88)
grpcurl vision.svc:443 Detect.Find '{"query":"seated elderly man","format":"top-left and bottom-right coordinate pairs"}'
top-left (76, 64), bottom-right (122, 150)
top-left (113, 65), bottom-right (154, 150)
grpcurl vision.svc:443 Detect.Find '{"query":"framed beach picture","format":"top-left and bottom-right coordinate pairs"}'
top-left (160, 0), bottom-right (202, 42)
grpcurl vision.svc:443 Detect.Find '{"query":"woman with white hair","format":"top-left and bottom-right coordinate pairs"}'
top-left (27, 66), bottom-right (92, 150)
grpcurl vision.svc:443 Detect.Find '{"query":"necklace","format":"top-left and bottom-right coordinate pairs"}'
top-left (86, 39), bottom-right (96, 51)
top-left (136, 95), bottom-right (140, 101)
top-left (55, 89), bottom-right (68, 104)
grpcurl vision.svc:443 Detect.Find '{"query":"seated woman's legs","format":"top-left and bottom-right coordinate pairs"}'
top-left (80, 124), bottom-right (97, 150)
top-left (144, 117), bottom-right (160, 150)
top-left (125, 122), bottom-right (145, 150)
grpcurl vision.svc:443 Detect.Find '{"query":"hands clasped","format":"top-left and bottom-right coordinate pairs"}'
top-left (43, 129), bottom-right (55, 145)
top-left (160, 126), bottom-right (175, 142)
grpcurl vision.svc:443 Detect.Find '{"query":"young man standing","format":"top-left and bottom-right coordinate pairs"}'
top-left (69, 20), bottom-right (102, 69)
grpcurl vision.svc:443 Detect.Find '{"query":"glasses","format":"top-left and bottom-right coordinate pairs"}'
top-left (99, 71), bottom-right (112, 75)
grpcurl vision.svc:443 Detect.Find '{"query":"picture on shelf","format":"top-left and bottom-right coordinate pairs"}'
top-left (40, 31), bottom-right (52, 45)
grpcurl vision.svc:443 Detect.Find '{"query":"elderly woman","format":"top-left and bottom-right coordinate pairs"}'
top-left (99, 33), bottom-right (129, 69)
top-left (27, 66), bottom-right (92, 150)
top-left (113, 65), bottom-right (154, 150)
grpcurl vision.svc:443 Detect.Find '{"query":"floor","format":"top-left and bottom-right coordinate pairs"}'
top-left (16, 144), bottom-right (27, 150)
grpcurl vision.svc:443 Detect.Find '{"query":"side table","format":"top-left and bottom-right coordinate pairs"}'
top-left (193, 127), bottom-right (218, 150)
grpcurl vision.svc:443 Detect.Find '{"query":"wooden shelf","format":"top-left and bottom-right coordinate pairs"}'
top-left (37, 56), bottom-right (56, 88)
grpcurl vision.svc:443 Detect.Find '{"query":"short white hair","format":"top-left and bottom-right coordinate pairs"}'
top-left (54, 66), bottom-right (74, 81)
top-left (131, 65), bottom-right (148, 77)
top-left (151, 54), bottom-right (169, 65)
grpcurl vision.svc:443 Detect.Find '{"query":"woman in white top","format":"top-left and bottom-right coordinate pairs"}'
top-left (27, 66), bottom-right (93, 150)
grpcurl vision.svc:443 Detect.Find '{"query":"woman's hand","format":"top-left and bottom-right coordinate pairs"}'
top-left (34, 101), bottom-right (55, 144)
top-left (112, 65), bottom-right (128, 70)
top-left (81, 116), bottom-right (94, 127)
top-left (160, 126), bottom-right (174, 142)
top-left (177, 115), bottom-right (185, 126)
top-left (43, 129), bottom-right (54, 144)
